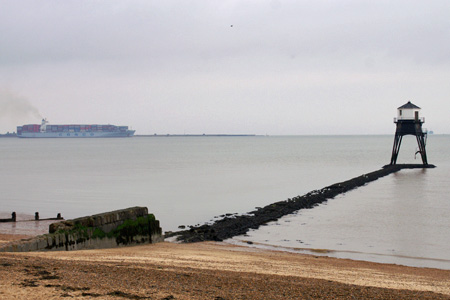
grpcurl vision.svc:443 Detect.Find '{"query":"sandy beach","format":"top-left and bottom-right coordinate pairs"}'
top-left (1, 234), bottom-right (450, 299)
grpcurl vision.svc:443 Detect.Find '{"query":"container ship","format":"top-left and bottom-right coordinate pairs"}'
top-left (17, 119), bottom-right (135, 138)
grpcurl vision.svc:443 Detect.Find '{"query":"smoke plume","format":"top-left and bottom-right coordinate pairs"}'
top-left (0, 89), bottom-right (42, 133)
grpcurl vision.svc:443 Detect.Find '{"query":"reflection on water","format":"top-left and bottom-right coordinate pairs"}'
top-left (0, 213), bottom-right (55, 236)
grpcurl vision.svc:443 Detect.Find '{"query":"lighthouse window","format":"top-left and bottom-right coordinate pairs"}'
top-left (399, 110), bottom-right (402, 116)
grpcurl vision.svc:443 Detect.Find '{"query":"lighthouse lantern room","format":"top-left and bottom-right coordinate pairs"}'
top-left (390, 101), bottom-right (428, 165)
top-left (397, 101), bottom-right (422, 121)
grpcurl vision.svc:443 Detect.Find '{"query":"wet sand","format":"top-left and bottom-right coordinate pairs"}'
top-left (1, 234), bottom-right (450, 299)
top-left (0, 233), bottom-right (33, 244)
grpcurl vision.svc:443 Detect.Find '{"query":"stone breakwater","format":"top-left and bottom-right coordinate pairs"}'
top-left (0, 207), bottom-right (163, 252)
top-left (170, 164), bottom-right (435, 243)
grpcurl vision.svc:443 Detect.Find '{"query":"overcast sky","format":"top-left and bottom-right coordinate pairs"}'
top-left (1, 0), bottom-right (449, 135)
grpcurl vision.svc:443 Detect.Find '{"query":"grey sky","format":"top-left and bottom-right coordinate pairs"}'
top-left (1, 0), bottom-right (449, 134)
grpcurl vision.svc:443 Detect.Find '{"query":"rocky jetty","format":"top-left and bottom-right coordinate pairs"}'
top-left (170, 164), bottom-right (435, 242)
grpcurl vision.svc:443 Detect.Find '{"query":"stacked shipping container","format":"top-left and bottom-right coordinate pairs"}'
top-left (18, 124), bottom-right (130, 133)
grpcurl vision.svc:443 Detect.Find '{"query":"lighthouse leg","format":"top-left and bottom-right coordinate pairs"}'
top-left (416, 134), bottom-right (428, 165)
top-left (390, 134), bottom-right (402, 165)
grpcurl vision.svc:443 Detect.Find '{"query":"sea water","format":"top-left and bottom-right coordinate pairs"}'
top-left (0, 135), bottom-right (449, 269)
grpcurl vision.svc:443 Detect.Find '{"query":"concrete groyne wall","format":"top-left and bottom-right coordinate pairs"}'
top-left (0, 207), bottom-right (163, 252)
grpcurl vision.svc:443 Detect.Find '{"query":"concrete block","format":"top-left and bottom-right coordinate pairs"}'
top-left (3, 207), bottom-right (161, 252)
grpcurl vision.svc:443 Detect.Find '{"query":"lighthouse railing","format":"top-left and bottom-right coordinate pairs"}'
top-left (394, 117), bottom-right (425, 123)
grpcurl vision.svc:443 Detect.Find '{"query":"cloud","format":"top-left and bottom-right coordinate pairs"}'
top-left (1, 1), bottom-right (449, 68)
top-left (0, 1), bottom-right (449, 134)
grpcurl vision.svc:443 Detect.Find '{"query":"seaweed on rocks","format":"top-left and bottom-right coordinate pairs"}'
top-left (169, 164), bottom-right (435, 243)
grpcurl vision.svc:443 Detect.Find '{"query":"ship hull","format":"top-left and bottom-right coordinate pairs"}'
top-left (18, 131), bottom-right (135, 138)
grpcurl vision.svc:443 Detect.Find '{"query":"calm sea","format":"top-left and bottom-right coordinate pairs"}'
top-left (1, 135), bottom-right (449, 269)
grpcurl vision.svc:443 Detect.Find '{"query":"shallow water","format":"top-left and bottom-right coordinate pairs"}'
top-left (1, 135), bottom-right (449, 268)
top-left (0, 213), bottom-right (54, 236)
top-left (230, 168), bottom-right (450, 269)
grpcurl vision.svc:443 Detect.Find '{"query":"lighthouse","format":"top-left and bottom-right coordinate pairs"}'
top-left (389, 101), bottom-right (428, 165)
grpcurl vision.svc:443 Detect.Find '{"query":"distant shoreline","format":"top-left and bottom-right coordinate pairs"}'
top-left (0, 133), bottom-right (258, 138)
top-left (135, 134), bottom-right (257, 137)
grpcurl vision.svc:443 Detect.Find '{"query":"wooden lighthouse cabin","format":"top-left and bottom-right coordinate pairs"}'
top-left (390, 101), bottom-right (428, 165)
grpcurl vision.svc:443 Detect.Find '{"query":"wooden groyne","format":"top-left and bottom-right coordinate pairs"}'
top-left (0, 212), bottom-right (63, 223)
top-left (0, 212), bottom-right (16, 223)
top-left (169, 164), bottom-right (435, 243)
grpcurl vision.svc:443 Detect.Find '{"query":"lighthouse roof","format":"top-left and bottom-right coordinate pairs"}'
top-left (398, 101), bottom-right (420, 109)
